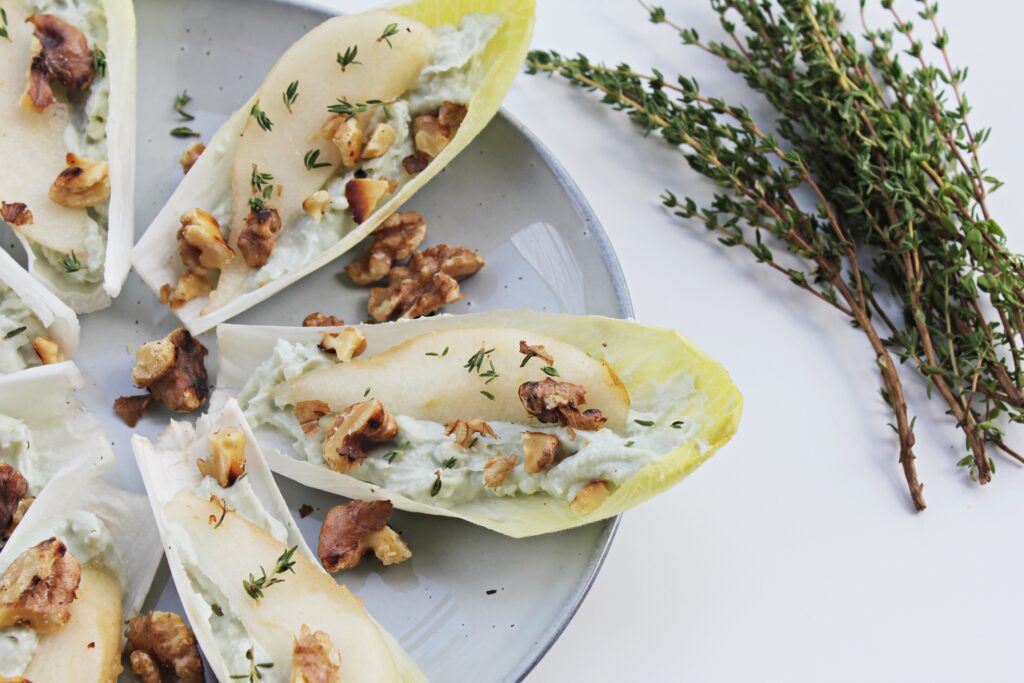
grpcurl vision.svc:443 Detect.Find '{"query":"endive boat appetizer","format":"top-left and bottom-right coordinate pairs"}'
top-left (0, 466), bottom-right (162, 680)
top-left (132, 399), bottom-right (427, 682)
top-left (0, 0), bottom-right (136, 312)
top-left (0, 248), bottom-right (78, 374)
top-left (132, 0), bottom-right (535, 334)
top-left (0, 361), bottom-right (113, 545)
top-left (215, 310), bottom-right (742, 537)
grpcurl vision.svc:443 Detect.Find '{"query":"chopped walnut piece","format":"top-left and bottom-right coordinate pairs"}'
top-left (133, 328), bottom-right (209, 413)
top-left (519, 340), bottom-right (555, 366)
top-left (294, 400), bottom-right (331, 436)
top-left (438, 101), bottom-right (468, 131)
top-left (113, 394), bottom-right (152, 428)
top-left (319, 327), bottom-right (367, 361)
top-left (22, 14), bottom-right (96, 112)
top-left (410, 244), bottom-right (485, 281)
top-left (302, 312), bottom-right (344, 327)
top-left (321, 116), bottom-right (364, 167)
top-left (402, 153), bottom-right (429, 175)
top-left (0, 202), bottom-right (33, 227)
top-left (177, 208), bottom-right (234, 276)
top-left (0, 465), bottom-right (29, 535)
top-left (180, 142), bottom-right (205, 175)
top-left (321, 399), bottom-right (397, 474)
top-left (160, 272), bottom-right (212, 309)
top-left (0, 537), bottom-right (80, 632)
top-left (522, 432), bottom-right (559, 474)
top-left (237, 207), bottom-right (283, 268)
top-left (125, 611), bottom-right (204, 683)
top-left (570, 481), bottom-right (610, 516)
top-left (483, 454), bottom-right (517, 488)
top-left (412, 114), bottom-right (452, 159)
top-left (48, 153), bottom-right (110, 208)
top-left (344, 178), bottom-right (391, 224)
top-left (31, 336), bottom-right (63, 365)
top-left (361, 122), bottom-right (397, 160)
top-left (302, 190), bottom-right (332, 221)
top-left (3, 497), bottom-right (34, 541)
top-left (518, 378), bottom-right (608, 431)
top-left (368, 271), bottom-right (461, 322)
top-left (444, 419), bottom-right (497, 448)
top-left (197, 427), bottom-right (246, 488)
top-left (318, 500), bottom-right (410, 572)
top-left (345, 211), bottom-right (426, 285)
top-left (292, 625), bottom-right (342, 683)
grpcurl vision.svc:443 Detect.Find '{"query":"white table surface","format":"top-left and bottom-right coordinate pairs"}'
top-left (492, 1), bottom-right (1023, 681)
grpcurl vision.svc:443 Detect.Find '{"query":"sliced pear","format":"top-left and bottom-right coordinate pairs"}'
top-left (23, 565), bottom-right (123, 683)
top-left (208, 10), bottom-right (438, 310)
top-left (165, 492), bottom-right (398, 682)
top-left (275, 327), bottom-right (631, 431)
top-left (0, 0), bottom-right (93, 256)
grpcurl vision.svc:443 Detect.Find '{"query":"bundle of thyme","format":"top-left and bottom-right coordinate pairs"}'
top-left (527, 0), bottom-right (1024, 509)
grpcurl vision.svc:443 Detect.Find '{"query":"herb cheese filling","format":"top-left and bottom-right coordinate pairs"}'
top-left (0, 283), bottom-right (46, 374)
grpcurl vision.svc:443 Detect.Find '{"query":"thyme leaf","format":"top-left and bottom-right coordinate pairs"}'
top-left (60, 252), bottom-right (81, 273)
top-left (336, 45), bottom-right (361, 71)
top-left (242, 546), bottom-right (297, 601)
top-left (249, 101), bottom-right (273, 132)
top-left (173, 90), bottom-right (194, 120)
top-left (93, 47), bottom-right (106, 76)
top-left (377, 22), bottom-right (400, 47)
top-left (4, 326), bottom-right (26, 340)
top-left (170, 126), bottom-right (200, 138)
top-left (303, 148), bottom-right (331, 170)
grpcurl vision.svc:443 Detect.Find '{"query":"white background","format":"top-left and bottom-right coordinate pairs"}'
top-left (495, 1), bottom-right (1024, 682)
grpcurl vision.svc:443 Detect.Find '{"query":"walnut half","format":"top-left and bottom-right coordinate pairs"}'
top-left (22, 14), bottom-right (96, 112)
top-left (483, 454), bottom-right (517, 488)
top-left (444, 419), bottom-right (497, 448)
top-left (345, 211), bottom-right (426, 286)
top-left (318, 500), bottom-right (410, 572)
top-left (125, 611), bottom-right (204, 683)
top-left (0, 464), bottom-right (29, 536)
top-left (31, 336), bottom-right (63, 365)
top-left (238, 207), bottom-right (283, 268)
top-left (292, 625), bottom-right (342, 683)
top-left (518, 379), bottom-right (607, 431)
top-left (318, 327), bottom-right (366, 361)
top-left (197, 427), bottom-right (246, 488)
top-left (522, 432), bottom-right (559, 474)
top-left (177, 208), bottom-right (233, 276)
top-left (0, 202), bottom-right (33, 227)
top-left (321, 399), bottom-right (397, 474)
top-left (0, 537), bottom-right (81, 633)
top-left (48, 153), bottom-right (110, 209)
top-left (302, 312), bottom-right (345, 327)
top-left (132, 328), bottom-right (209, 413)
top-left (570, 481), bottom-right (610, 516)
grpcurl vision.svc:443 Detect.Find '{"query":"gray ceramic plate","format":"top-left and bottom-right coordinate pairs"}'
top-left (3, 0), bottom-right (631, 680)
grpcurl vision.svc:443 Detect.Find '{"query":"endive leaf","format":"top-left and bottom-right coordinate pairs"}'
top-left (0, 248), bottom-right (79, 368)
top-left (215, 310), bottom-right (742, 538)
top-left (132, 0), bottom-right (535, 334)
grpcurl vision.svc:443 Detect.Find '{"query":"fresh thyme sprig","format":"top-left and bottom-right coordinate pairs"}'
top-left (0, 8), bottom-right (10, 41)
top-left (378, 22), bottom-right (400, 47)
top-left (337, 45), bottom-right (361, 71)
top-left (465, 347), bottom-right (495, 374)
top-left (242, 546), bottom-right (297, 600)
top-left (250, 101), bottom-right (273, 132)
top-left (250, 165), bottom-right (274, 199)
top-left (282, 80), bottom-right (299, 113)
top-left (93, 47), bottom-right (106, 77)
top-left (173, 90), bottom-right (194, 120)
top-left (527, 0), bottom-right (1024, 510)
top-left (230, 648), bottom-right (274, 681)
top-left (60, 252), bottom-right (81, 273)
top-left (326, 97), bottom-right (392, 121)
top-left (385, 441), bottom-right (410, 464)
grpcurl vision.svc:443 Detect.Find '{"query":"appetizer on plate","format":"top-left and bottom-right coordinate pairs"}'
top-left (0, 466), bottom-right (162, 681)
top-left (0, 249), bottom-right (78, 374)
top-left (0, 0), bottom-right (136, 312)
top-left (215, 310), bottom-right (743, 537)
top-left (133, 0), bottom-right (535, 334)
top-left (132, 399), bottom-right (427, 682)
top-left (0, 361), bottom-right (113, 545)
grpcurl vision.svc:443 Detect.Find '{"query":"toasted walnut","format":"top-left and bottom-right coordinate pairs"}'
top-left (570, 481), bottom-right (610, 516)
top-left (113, 394), bottom-right (152, 428)
top-left (22, 14), bottom-right (96, 112)
top-left (302, 312), bottom-right (345, 327)
top-left (518, 378), bottom-right (607, 431)
top-left (412, 114), bottom-right (451, 159)
top-left (522, 432), bottom-right (559, 474)
top-left (519, 340), bottom-right (555, 366)
top-left (344, 178), bottom-right (391, 224)
top-left (444, 419), bottom-right (497, 448)
top-left (133, 328), bottom-right (209, 413)
top-left (0, 538), bottom-right (80, 632)
top-left (180, 142), bottom-right (205, 175)
top-left (318, 500), bottom-right (410, 572)
top-left (368, 271), bottom-right (461, 322)
top-left (345, 211), bottom-right (426, 285)
top-left (294, 400), bottom-right (331, 436)
top-left (292, 625), bottom-right (342, 683)
top-left (302, 190), bottom-right (332, 221)
top-left (321, 116), bottom-right (364, 168)
top-left (31, 336), bottom-right (63, 365)
top-left (0, 202), bottom-right (33, 227)
top-left (160, 272), bottom-right (212, 310)
top-left (237, 207), bottom-right (283, 268)
top-left (177, 208), bottom-right (233, 276)
top-left (321, 399), bottom-right (397, 474)
top-left (438, 101), bottom-right (468, 131)
top-left (48, 153), bottom-right (110, 209)
top-left (125, 611), bottom-right (204, 683)
top-left (318, 327), bottom-right (366, 361)
top-left (3, 498), bottom-right (34, 541)
top-left (483, 454), bottom-right (517, 489)
top-left (361, 123), bottom-right (397, 160)
top-left (0, 465), bottom-right (28, 536)
top-left (402, 153), bottom-right (429, 175)
top-left (409, 244), bottom-right (485, 282)
top-left (197, 427), bottom-right (246, 488)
